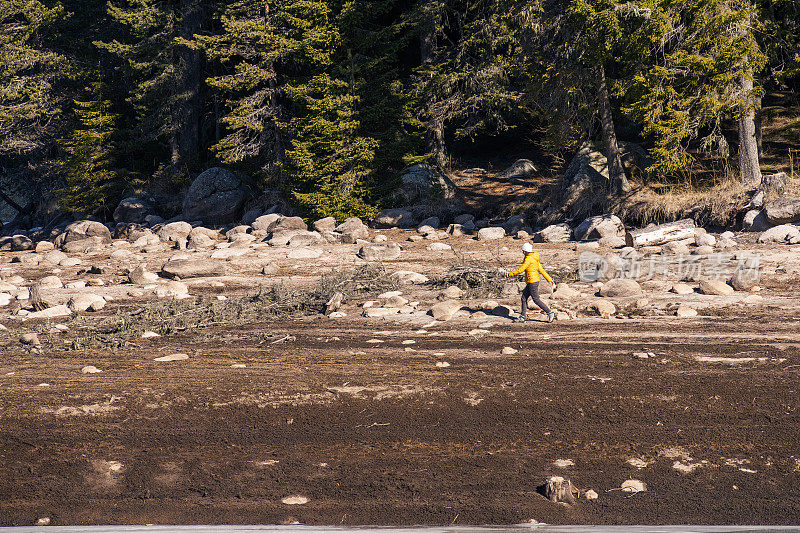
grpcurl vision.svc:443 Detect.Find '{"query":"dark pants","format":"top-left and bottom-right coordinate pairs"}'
top-left (522, 281), bottom-right (551, 316)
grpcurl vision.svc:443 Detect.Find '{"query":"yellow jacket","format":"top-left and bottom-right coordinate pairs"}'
top-left (508, 252), bottom-right (553, 284)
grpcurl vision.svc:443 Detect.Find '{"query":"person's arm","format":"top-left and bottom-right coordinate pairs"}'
top-left (508, 255), bottom-right (533, 277)
top-left (538, 263), bottom-right (553, 284)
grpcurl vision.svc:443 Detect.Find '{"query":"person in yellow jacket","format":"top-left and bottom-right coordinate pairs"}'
top-left (508, 242), bottom-right (555, 322)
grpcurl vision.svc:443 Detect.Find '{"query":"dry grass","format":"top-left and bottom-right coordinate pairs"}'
top-left (427, 264), bottom-right (508, 299)
top-left (47, 265), bottom-right (398, 350)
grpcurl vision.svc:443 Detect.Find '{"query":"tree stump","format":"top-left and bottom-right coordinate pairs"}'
top-left (543, 476), bottom-right (577, 505)
top-left (324, 292), bottom-right (344, 315)
top-left (29, 284), bottom-right (49, 312)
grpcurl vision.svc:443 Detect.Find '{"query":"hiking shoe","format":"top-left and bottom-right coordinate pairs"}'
top-left (547, 312), bottom-right (555, 323)
top-left (516, 316), bottom-right (526, 323)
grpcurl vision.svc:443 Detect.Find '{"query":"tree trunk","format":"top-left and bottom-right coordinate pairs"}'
top-left (172, 0), bottom-right (202, 170)
top-left (597, 64), bottom-right (630, 194)
top-left (738, 70), bottom-right (762, 189)
top-left (625, 218), bottom-right (696, 248)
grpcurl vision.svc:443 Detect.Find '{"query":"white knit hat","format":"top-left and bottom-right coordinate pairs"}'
top-left (522, 242), bottom-right (533, 253)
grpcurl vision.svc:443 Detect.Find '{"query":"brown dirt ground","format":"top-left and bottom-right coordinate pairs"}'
top-left (2, 287), bottom-right (800, 526)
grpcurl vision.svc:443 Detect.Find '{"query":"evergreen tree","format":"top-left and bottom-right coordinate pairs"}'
top-left (0, 0), bottom-right (69, 159)
top-left (96, 0), bottom-right (204, 182)
top-left (621, 0), bottom-right (766, 185)
top-left (58, 78), bottom-right (132, 215)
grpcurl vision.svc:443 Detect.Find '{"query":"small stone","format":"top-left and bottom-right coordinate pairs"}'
top-left (36, 517), bottom-right (51, 526)
top-left (584, 489), bottom-right (599, 501)
top-left (699, 279), bottom-right (735, 296)
top-left (621, 479), bottom-right (647, 493)
top-left (154, 353), bottom-right (189, 362)
top-left (501, 346), bottom-right (518, 355)
top-left (20, 333), bottom-right (40, 345)
top-left (440, 285), bottom-right (464, 299)
top-left (553, 459), bottom-right (575, 468)
top-left (142, 331), bottom-right (161, 339)
top-left (670, 283), bottom-right (694, 295)
top-left (81, 366), bottom-right (102, 374)
top-left (676, 306), bottom-right (698, 318)
top-left (435, 361), bottom-right (450, 368)
top-left (281, 495), bottom-right (309, 505)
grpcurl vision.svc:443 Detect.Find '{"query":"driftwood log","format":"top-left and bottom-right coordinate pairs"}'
top-left (625, 218), bottom-right (696, 248)
top-left (29, 283), bottom-right (50, 312)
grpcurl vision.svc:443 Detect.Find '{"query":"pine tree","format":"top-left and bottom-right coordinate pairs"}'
top-left (59, 79), bottom-right (132, 215)
top-left (621, 0), bottom-right (766, 184)
top-left (0, 0), bottom-right (69, 159)
top-left (96, 0), bottom-right (204, 182)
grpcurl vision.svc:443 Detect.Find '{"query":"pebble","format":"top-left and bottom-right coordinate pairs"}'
top-left (435, 361), bottom-right (450, 368)
top-left (231, 364), bottom-right (246, 368)
top-left (621, 479), bottom-right (647, 493)
top-left (584, 489), bottom-right (598, 500)
top-left (501, 346), bottom-right (518, 355)
top-left (142, 331), bottom-right (160, 339)
top-left (20, 333), bottom-right (40, 345)
top-left (154, 353), bottom-right (189, 362)
top-left (281, 495), bottom-right (309, 505)
top-left (81, 366), bottom-right (102, 374)
top-left (676, 306), bottom-right (698, 318)
top-left (553, 459), bottom-right (575, 468)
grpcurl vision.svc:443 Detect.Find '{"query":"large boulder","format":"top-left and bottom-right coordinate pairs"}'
top-left (373, 208), bottom-right (416, 229)
top-left (599, 278), bottom-right (643, 297)
top-left (0, 234), bottom-right (33, 251)
top-left (272, 216), bottom-right (307, 232)
top-left (68, 293), bottom-right (106, 313)
top-left (335, 217), bottom-right (369, 243)
top-left (113, 197), bottom-right (154, 224)
top-left (535, 223), bottom-right (573, 243)
top-left (758, 224), bottom-right (800, 244)
top-left (358, 242), bottom-right (401, 262)
top-left (251, 213), bottom-right (282, 232)
top-left (182, 167), bottom-right (250, 225)
top-left (765, 197), bottom-right (800, 225)
top-left (574, 214), bottom-right (624, 241)
top-left (699, 279), bottom-right (735, 296)
top-left (477, 227), bottom-right (506, 241)
top-left (398, 164), bottom-right (455, 202)
top-left (313, 217), bottom-right (337, 233)
top-left (429, 301), bottom-right (464, 321)
top-left (743, 209), bottom-right (772, 232)
top-left (504, 159), bottom-right (537, 181)
top-left (55, 220), bottom-right (112, 246)
top-left (161, 259), bottom-right (227, 279)
top-left (157, 221), bottom-right (192, 248)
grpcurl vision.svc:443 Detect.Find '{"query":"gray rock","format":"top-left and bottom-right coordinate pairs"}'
top-left (699, 279), bottom-right (735, 295)
top-left (157, 221), bottom-right (192, 247)
top-left (335, 217), bottom-right (369, 242)
top-left (358, 242), bottom-right (402, 261)
top-left (743, 209), bottom-right (771, 232)
top-left (695, 232), bottom-right (716, 247)
top-left (731, 268), bottom-right (758, 291)
top-left (0, 234), bottom-right (34, 251)
top-left (501, 215), bottom-right (527, 234)
top-left (503, 159), bottom-right (537, 180)
top-left (68, 293), bottom-right (106, 313)
top-left (241, 208), bottom-right (263, 226)
top-left (447, 224), bottom-right (465, 236)
top-left (287, 232), bottom-right (324, 247)
top-left (56, 220), bottom-right (112, 246)
top-left (390, 270), bottom-right (429, 285)
top-left (26, 304), bottom-right (72, 320)
top-left (429, 300), bottom-right (464, 321)
top-left (535, 223), bottom-right (573, 243)
top-left (587, 299), bottom-right (616, 318)
top-left (758, 224), bottom-right (800, 244)
top-left (398, 164), bottom-right (455, 202)
top-left (765, 197), bottom-right (800, 225)
top-left (273, 216), bottom-right (307, 232)
top-left (313, 217), bottom-right (337, 233)
top-left (113, 197), bottom-right (154, 224)
top-left (373, 208), bottom-right (416, 229)
top-left (35, 275), bottom-right (63, 290)
top-left (129, 264), bottom-right (159, 284)
top-left (417, 217), bottom-right (440, 230)
top-left (187, 233), bottom-right (214, 249)
top-left (61, 237), bottom-right (105, 254)
top-left (182, 167), bottom-right (250, 224)
top-left (574, 214), bottom-right (624, 241)
top-left (454, 214), bottom-right (474, 225)
top-left (599, 278), bottom-right (643, 297)
top-left (251, 213), bottom-right (282, 232)
top-left (161, 259), bottom-right (226, 279)
top-left (477, 227), bottom-right (506, 241)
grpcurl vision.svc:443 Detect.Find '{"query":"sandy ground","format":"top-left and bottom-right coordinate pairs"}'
top-left (1, 230), bottom-right (800, 526)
